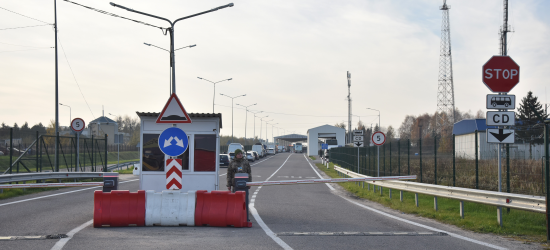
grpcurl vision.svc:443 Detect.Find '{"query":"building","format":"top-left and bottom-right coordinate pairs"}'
top-left (88, 116), bottom-right (118, 145)
top-left (306, 125), bottom-right (346, 156)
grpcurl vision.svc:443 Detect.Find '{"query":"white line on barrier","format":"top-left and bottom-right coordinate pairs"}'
top-left (0, 179), bottom-right (139, 207)
top-left (50, 219), bottom-right (93, 250)
top-left (249, 153), bottom-right (293, 250)
top-left (303, 154), bottom-right (334, 191)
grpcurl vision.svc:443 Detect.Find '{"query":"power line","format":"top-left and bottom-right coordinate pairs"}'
top-left (0, 24), bottom-right (52, 31)
top-left (214, 103), bottom-right (377, 118)
top-left (57, 35), bottom-right (96, 120)
top-left (0, 6), bottom-right (51, 24)
top-left (0, 48), bottom-right (52, 53)
top-left (0, 41), bottom-right (52, 48)
top-left (62, 0), bottom-right (167, 32)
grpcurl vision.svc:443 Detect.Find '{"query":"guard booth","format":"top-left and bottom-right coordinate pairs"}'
top-left (136, 111), bottom-right (222, 193)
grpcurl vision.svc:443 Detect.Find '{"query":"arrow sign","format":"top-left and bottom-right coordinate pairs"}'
top-left (158, 127), bottom-right (189, 157)
top-left (353, 141), bottom-right (364, 147)
top-left (487, 128), bottom-right (514, 143)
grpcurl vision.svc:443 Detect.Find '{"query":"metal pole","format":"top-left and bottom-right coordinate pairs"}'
top-left (434, 135), bottom-right (437, 185)
top-left (76, 133), bottom-right (79, 172)
top-left (544, 122), bottom-right (549, 242)
top-left (232, 98), bottom-right (234, 139)
top-left (475, 130), bottom-right (479, 189)
top-left (498, 143), bottom-right (503, 227)
top-left (9, 128), bottom-right (13, 175)
top-left (170, 27), bottom-right (175, 94)
top-left (453, 134), bottom-right (456, 186)
top-left (54, 0), bottom-right (59, 173)
top-left (377, 146), bottom-right (380, 177)
top-left (419, 138), bottom-right (423, 183)
top-left (357, 146), bottom-right (360, 173)
top-left (213, 83), bottom-right (215, 113)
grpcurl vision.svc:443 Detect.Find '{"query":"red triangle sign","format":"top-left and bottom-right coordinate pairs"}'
top-left (156, 93), bottom-right (192, 123)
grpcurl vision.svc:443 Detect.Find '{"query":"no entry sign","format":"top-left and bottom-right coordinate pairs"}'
top-left (482, 56), bottom-right (520, 93)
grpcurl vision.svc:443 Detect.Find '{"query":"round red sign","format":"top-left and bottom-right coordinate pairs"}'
top-left (482, 56), bottom-right (520, 93)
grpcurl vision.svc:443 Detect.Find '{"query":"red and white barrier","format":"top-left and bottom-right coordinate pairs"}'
top-left (0, 182), bottom-right (103, 189)
top-left (246, 175), bottom-right (416, 186)
top-left (145, 190), bottom-right (196, 226)
top-left (93, 190), bottom-right (146, 227)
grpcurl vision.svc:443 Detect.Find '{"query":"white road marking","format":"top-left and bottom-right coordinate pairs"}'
top-left (303, 155), bottom-right (506, 250)
top-left (250, 154), bottom-right (293, 250)
top-left (50, 219), bottom-right (92, 250)
top-left (0, 179), bottom-right (139, 207)
top-left (302, 154), bottom-right (335, 191)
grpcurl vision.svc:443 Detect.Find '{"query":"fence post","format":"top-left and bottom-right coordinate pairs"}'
top-left (39, 135), bottom-right (43, 172)
top-left (408, 139), bottom-right (410, 175)
top-left (36, 131), bottom-right (39, 172)
top-left (383, 143), bottom-right (386, 176)
top-left (434, 135), bottom-right (437, 185)
top-left (506, 143), bottom-right (510, 213)
top-left (419, 137), bottom-right (422, 183)
top-left (398, 139), bottom-right (401, 176)
top-left (104, 134), bottom-right (108, 172)
top-left (91, 135), bottom-right (94, 172)
top-left (389, 141), bottom-right (392, 175)
top-left (453, 134), bottom-right (456, 187)
top-left (56, 132), bottom-right (60, 172)
top-left (475, 130), bottom-right (479, 189)
top-left (9, 128), bottom-right (13, 175)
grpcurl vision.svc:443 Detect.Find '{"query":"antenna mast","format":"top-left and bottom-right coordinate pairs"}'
top-left (500, 0), bottom-right (511, 56)
top-left (436, 0), bottom-right (455, 130)
top-left (347, 71), bottom-right (352, 144)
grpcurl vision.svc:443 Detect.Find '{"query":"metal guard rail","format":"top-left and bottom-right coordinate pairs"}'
top-left (0, 172), bottom-right (112, 184)
top-left (106, 161), bottom-right (139, 171)
top-left (333, 165), bottom-right (544, 213)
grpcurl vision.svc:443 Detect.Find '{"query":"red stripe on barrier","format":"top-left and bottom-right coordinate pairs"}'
top-left (93, 190), bottom-right (145, 227)
top-left (195, 190), bottom-right (250, 228)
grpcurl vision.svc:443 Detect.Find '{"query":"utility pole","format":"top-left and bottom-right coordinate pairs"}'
top-left (347, 71), bottom-right (352, 144)
top-left (54, 0), bottom-right (60, 172)
top-left (436, 0), bottom-right (455, 131)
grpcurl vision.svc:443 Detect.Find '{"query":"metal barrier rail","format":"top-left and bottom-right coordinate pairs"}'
top-left (106, 161), bottom-right (139, 171)
top-left (0, 172), bottom-right (112, 184)
top-left (0, 182), bottom-right (103, 189)
top-left (247, 175), bottom-right (416, 186)
top-left (333, 165), bottom-right (544, 213)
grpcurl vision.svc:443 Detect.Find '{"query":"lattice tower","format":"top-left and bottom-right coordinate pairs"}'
top-left (436, 0), bottom-right (455, 129)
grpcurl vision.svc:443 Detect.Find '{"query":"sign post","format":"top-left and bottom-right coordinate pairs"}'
top-left (371, 131), bottom-right (386, 177)
top-left (483, 55), bottom-right (520, 227)
top-left (70, 118), bottom-right (85, 172)
top-left (353, 130), bottom-right (364, 173)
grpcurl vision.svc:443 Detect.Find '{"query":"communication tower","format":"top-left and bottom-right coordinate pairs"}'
top-left (436, 0), bottom-right (455, 129)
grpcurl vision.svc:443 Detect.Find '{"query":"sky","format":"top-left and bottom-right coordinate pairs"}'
top-left (1, 0), bottom-right (549, 140)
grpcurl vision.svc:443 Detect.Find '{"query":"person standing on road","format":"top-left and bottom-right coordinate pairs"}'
top-left (227, 149), bottom-right (252, 192)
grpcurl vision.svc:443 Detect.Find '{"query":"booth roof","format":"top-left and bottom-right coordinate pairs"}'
top-left (136, 112), bottom-right (222, 128)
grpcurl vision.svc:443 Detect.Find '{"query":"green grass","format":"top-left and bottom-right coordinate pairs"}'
top-left (113, 168), bottom-right (134, 174)
top-left (318, 162), bottom-right (548, 245)
top-left (309, 156), bottom-right (316, 160)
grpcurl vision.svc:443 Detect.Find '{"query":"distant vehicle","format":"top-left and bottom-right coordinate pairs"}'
top-left (491, 96), bottom-right (512, 107)
top-left (294, 143), bottom-right (303, 153)
top-left (228, 143), bottom-right (244, 159)
top-left (277, 146), bottom-right (284, 152)
top-left (267, 148), bottom-right (275, 155)
top-left (219, 154), bottom-right (230, 167)
top-left (246, 151), bottom-right (255, 162)
top-left (252, 144), bottom-right (265, 158)
top-left (251, 151), bottom-right (259, 160)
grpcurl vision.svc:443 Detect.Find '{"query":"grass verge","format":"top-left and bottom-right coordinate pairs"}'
top-left (309, 156), bottom-right (316, 160)
top-left (317, 162), bottom-right (548, 246)
top-left (113, 168), bottom-right (134, 174)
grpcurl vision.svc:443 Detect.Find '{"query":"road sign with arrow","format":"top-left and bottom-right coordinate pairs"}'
top-left (353, 141), bottom-right (364, 147)
top-left (487, 128), bottom-right (514, 144)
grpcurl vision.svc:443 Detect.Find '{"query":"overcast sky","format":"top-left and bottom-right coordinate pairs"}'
top-left (1, 0), bottom-right (549, 140)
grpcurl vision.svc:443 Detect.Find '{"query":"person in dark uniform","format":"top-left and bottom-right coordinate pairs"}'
top-left (226, 149), bottom-right (252, 192)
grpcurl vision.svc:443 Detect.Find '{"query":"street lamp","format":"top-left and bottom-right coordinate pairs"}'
top-left (236, 103), bottom-right (257, 144)
top-left (198, 77), bottom-right (232, 113)
top-left (59, 103), bottom-right (71, 126)
top-left (268, 122), bottom-right (278, 146)
top-left (366, 108), bottom-right (381, 131)
top-left (258, 115), bottom-right (269, 143)
top-left (110, 2), bottom-right (234, 95)
top-left (145, 42), bottom-right (195, 95)
top-left (264, 119), bottom-right (273, 143)
top-left (250, 111), bottom-right (263, 143)
top-left (220, 93), bottom-right (246, 139)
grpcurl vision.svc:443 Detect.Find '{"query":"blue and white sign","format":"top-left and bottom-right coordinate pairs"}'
top-left (158, 127), bottom-right (189, 157)
top-left (321, 144), bottom-right (328, 150)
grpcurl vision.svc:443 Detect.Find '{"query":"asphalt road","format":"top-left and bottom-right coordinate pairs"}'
top-left (0, 153), bottom-right (538, 250)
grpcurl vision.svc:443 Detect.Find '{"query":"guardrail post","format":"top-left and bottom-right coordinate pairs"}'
top-left (380, 186), bottom-right (383, 195)
top-left (475, 130), bottom-right (479, 189)
top-left (460, 201), bottom-right (464, 219)
top-left (453, 134), bottom-right (456, 187)
top-left (400, 190), bottom-right (403, 202)
top-left (415, 193), bottom-right (419, 207)
top-left (434, 196), bottom-right (438, 211)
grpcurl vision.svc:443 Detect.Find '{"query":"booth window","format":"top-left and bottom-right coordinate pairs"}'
top-left (177, 138), bottom-right (190, 171)
top-left (142, 134), bottom-right (164, 171)
top-left (194, 134), bottom-right (216, 172)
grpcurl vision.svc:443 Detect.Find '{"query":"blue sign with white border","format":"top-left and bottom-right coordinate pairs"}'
top-left (158, 127), bottom-right (189, 157)
top-left (321, 144), bottom-right (328, 150)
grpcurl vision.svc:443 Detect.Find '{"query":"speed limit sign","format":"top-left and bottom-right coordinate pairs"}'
top-left (371, 131), bottom-right (386, 146)
top-left (71, 118), bottom-right (85, 133)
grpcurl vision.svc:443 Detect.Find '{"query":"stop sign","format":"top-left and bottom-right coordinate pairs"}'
top-left (482, 56), bottom-right (520, 93)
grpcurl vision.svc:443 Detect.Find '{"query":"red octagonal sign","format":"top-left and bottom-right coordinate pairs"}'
top-left (482, 56), bottom-right (520, 93)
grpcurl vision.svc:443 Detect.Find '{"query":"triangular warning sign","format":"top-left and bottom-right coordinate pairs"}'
top-left (156, 93), bottom-right (192, 124)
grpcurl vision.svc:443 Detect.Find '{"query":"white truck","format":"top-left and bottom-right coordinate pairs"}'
top-left (227, 143), bottom-right (244, 159)
top-left (252, 144), bottom-right (265, 158)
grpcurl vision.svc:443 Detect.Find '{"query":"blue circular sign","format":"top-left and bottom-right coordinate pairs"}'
top-left (158, 127), bottom-right (189, 157)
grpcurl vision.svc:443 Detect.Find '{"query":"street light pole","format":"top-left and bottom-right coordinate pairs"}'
top-left (110, 2), bottom-right (234, 95)
top-left (144, 43), bottom-right (195, 95)
top-left (198, 77), bottom-right (232, 113)
top-left (258, 115), bottom-right (269, 143)
top-left (236, 103), bottom-right (257, 144)
top-left (250, 111), bottom-right (263, 143)
top-left (220, 93), bottom-right (246, 140)
top-left (264, 119), bottom-right (273, 143)
top-left (366, 108), bottom-right (381, 131)
top-left (59, 103), bottom-right (71, 126)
